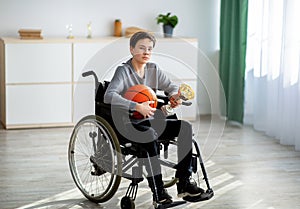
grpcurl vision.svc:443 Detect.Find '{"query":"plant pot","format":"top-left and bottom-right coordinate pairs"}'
top-left (163, 25), bottom-right (174, 38)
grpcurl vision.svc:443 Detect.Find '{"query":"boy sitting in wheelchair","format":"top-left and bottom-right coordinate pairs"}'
top-left (104, 31), bottom-right (205, 204)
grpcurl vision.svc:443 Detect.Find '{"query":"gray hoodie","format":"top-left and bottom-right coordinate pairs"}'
top-left (104, 59), bottom-right (178, 111)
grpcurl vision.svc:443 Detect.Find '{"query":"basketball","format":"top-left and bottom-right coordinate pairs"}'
top-left (123, 84), bottom-right (157, 119)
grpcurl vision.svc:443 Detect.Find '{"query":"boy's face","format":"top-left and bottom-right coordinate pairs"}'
top-left (130, 38), bottom-right (154, 64)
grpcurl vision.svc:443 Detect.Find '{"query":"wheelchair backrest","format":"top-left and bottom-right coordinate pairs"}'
top-left (95, 81), bottom-right (110, 103)
top-left (95, 81), bottom-right (114, 123)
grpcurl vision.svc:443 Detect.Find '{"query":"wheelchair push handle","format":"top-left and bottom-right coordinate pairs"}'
top-left (82, 71), bottom-right (92, 77)
top-left (82, 70), bottom-right (100, 95)
top-left (82, 70), bottom-right (99, 83)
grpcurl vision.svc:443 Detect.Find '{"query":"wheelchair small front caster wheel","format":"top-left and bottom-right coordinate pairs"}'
top-left (121, 196), bottom-right (135, 209)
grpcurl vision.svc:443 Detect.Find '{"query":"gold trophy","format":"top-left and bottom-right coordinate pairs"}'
top-left (161, 83), bottom-right (195, 116)
top-left (66, 24), bottom-right (74, 39)
top-left (87, 22), bottom-right (92, 39)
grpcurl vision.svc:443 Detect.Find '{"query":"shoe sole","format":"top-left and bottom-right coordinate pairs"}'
top-left (153, 199), bottom-right (173, 205)
top-left (177, 192), bottom-right (202, 198)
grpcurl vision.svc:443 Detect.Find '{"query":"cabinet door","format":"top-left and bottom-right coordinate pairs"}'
top-left (73, 42), bottom-right (109, 82)
top-left (153, 40), bottom-right (198, 80)
top-left (151, 54), bottom-right (197, 81)
top-left (6, 84), bottom-right (72, 126)
top-left (152, 40), bottom-right (198, 120)
top-left (72, 40), bottom-right (129, 123)
top-left (73, 40), bottom-right (129, 82)
top-left (4, 42), bottom-right (72, 128)
top-left (73, 82), bottom-right (95, 123)
top-left (6, 43), bottom-right (72, 83)
top-left (73, 43), bottom-right (109, 122)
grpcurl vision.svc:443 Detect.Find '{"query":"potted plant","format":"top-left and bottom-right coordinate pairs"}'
top-left (156, 12), bottom-right (178, 37)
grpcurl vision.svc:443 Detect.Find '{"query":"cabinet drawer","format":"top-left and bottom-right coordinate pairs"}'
top-left (73, 42), bottom-right (109, 82)
top-left (6, 43), bottom-right (72, 83)
top-left (6, 84), bottom-right (72, 125)
top-left (152, 54), bottom-right (197, 80)
top-left (153, 41), bottom-right (198, 80)
top-left (73, 82), bottom-right (95, 123)
top-left (73, 40), bottom-right (129, 82)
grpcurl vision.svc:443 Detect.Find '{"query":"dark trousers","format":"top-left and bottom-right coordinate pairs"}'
top-left (120, 111), bottom-right (193, 179)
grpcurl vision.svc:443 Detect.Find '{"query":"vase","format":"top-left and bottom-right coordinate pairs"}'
top-left (163, 25), bottom-right (174, 38)
top-left (114, 19), bottom-right (122, 37)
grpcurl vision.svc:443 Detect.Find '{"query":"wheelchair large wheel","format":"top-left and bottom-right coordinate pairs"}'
top-left (68, 115), bottom-right (122, 203)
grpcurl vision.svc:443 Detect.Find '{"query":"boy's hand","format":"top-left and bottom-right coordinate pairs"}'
top-left (136, 101), bottom-right (156, 118)
top-left (170, 94), bottom-right (182, 108)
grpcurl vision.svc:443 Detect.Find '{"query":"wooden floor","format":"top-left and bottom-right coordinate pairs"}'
top-left (1, 116), bottom-right (300, 209)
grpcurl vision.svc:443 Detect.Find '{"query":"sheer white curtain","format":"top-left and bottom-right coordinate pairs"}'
top-left (245, 0), bottom-right (300, 150)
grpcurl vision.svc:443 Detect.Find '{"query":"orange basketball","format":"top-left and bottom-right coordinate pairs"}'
top-left (124, 84), bottom-right (157, 119)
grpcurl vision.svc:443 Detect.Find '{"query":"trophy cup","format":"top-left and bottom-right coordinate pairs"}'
top-left (161, 83), bottom-right (195, 116)
top-left (66, 24), bottom-right (74, 39)
top-left (87, 22), bottom-right (92, 39)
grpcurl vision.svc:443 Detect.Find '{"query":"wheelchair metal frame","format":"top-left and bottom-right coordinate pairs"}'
top-left (68, 71), bottom-right (214, 209)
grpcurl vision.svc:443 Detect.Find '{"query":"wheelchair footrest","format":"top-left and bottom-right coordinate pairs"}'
top-left (182, 189), bottom-right (214, 202)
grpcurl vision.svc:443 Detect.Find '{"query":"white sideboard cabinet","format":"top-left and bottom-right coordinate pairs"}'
top-left (1, 39), bottom-right (73, 129)
top-left (0, 37), bottom-right (198, 129)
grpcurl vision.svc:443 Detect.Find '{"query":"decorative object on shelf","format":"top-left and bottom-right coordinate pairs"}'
top-left (114, 19), bottom-right (122, 37)
top-left (18, 29), bottom-right (43, 40)
top-left (87, 21), bottom-right (92, 39)
top-left (125, 27), bottom-right (146, 37)
top-left (66, 24), bottom-right (74, 39)
top-left (156, 12), bottom-right (178, 38)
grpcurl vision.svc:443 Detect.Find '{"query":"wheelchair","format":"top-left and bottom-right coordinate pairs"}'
top-left (68, 71), bottom-right (214, 209)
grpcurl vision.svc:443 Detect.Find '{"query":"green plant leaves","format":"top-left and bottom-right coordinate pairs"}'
top-left (156, 13), bottom-right (178, 28)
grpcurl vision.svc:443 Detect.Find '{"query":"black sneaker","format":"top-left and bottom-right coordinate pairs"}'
top-left (153, 188), bottom-right (173, 204)
top-left (177, 178), bottom-right (205, 198)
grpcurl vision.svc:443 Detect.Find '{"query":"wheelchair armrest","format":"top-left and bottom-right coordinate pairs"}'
top-left (156, 94), bottom-right (169, 104)
top-left (156, 94), bottom-right (169, 109)
top-left (96, 102), bottom-right (134, 123)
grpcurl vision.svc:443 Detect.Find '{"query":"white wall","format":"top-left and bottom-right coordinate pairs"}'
top-left (0, 0), bottom-right (220, 114)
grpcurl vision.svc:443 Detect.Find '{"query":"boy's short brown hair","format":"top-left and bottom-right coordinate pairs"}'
top-left (129, 31), bottom-right (156, 48)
